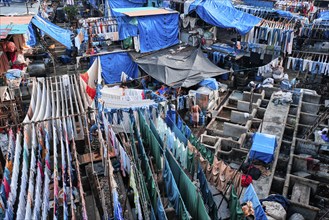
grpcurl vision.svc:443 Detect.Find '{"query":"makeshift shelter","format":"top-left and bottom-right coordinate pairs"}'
top-left (111, 7), bottom-right (179, 53)
top-left (249, 132), bottom-right (277, 164)
top-left (189, 0), bottom-right (261, 35)
top-left (31, 15), bottom-right (73, 49)
top-left (90, 52), bottom-right (138, 84)
top-left (133, 47), bottom-right (229, 88)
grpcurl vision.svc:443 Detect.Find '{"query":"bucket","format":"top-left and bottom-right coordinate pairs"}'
top-left (220, 73), bottom-right (229, 80)
top-left (199, 114), bottom-right (205, 126)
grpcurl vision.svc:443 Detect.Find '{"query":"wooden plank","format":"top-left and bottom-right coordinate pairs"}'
top-left (79, 152), bottom-right (102, 165)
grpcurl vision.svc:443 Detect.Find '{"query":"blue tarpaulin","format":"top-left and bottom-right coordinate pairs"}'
top-left (90, 52), bottom-right (138, 84)
top-left (32, 15), bottom-right (72, 49)
top-left (137, 13), bottom-right (179, 53)
top-left (249, 132), bottom-right (277, 164)
top-left (112, 7), bottom-right (179, 52)
top-left (198, 78), bottom-right (218, 90)
top-left (319, 11), bottom-right (329, 20)
top-left (242, 184), bottom-right (268, 220)
top-left (275, 10), bottom-right (297, 19)
top-left (189, 0), bottom-right (261, 35)
top-left (243, 0), bottom-right (274, 8)
top-left (26, 23), bottom-right (37, 47)
top-left (108, 0), bottom-right (146, 9)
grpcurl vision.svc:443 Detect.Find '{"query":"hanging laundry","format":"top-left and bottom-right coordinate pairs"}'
top-left (16, 127), bottom-right (30, 220)
top-left (5, 131), bottom-right (22, 219)
top-left (229, 185), bottom-right (244, 220)
top-left (129, 168), bottom-right (143, 220)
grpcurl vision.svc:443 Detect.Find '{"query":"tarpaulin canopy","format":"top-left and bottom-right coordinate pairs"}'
top-left (318, 11), bottom-right (329, 20)
top-left (31, 15), bottom-right (73, 49)
top-left (108, 0), bottom-right (146, 9)
top-left (112, 7), bottom-right (179, 52)
top-left (137, 13), bottom-right (179, 53)
top-left (243, 0), bottom-right (274, 8)
top-left (249, 132), bottom-right (277, 164)
top-left (26, 23), bottom-right (37, 47)
top-left (90, 52), bottom-right (138, 84)
top-left (189, 0), bottom-right (261, 35)
top-left (133, 47), bottom-right (229, 88)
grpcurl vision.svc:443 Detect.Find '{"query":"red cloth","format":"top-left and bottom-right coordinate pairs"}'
top-left (241, 174), bottom-right (252, 187)
top-left (3, 178), bottom-right (10, 198)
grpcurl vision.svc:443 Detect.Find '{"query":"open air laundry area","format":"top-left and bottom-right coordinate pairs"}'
top-left (0, 0), bottom-right (329, 219)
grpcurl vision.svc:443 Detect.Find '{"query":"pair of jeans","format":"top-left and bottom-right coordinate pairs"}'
top-left (259, 27), bottom-right (268, 40)
top-left (293, 58), bottom-right (303, 71)
top-left (271, 29), bottom-right (281, 46)
top-left (311, 61), bottom-right (323, 75)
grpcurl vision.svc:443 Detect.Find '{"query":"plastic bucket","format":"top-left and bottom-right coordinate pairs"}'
top-left (199, 114), bottom-right (205, 126)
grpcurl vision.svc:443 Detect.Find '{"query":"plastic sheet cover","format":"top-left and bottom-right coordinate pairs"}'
top-left (189, 0), bottom-right (261, 35)
top-left (108, 0), bottom-right (146, 9)
top-left (319, 11), bottom-right (329, 20)
top-left (90, 52), bottom-right (138, 84)
top-left (32, 15), bottom-right (73, 49)
top-left (137, 13), bottom-right (179, 53)
top-left (134, 47), bottom-right (228, 88)
top-left (249, 132), bottom-right (277, 164)
top-left (242, 184), bottom-right (268, 220)
top-left (26, 23), bottom-right (37, 47)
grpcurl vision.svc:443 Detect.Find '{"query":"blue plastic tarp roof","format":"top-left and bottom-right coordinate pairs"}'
top-left (90, 52), bottom-right (138, 84)
top-left (319, 11), bottom-right (329, 20)
top-left (32, 15), bottom-right (73, 49)
top-left (243, 0), bottom-right (274, 8)
top-left (189, 0), bottom-right (261, 35)
top-left (108, 0), bottom-right (146, 9)
top-left (113, 7), bottom-right (179, 52)
top-left (137, 13), bottom-right (179, 53)
top-left (249, 132), bottom-right (277, 164)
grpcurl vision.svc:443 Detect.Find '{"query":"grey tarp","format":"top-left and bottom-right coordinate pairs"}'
top-left (132, 47), bottom-right (229, 88)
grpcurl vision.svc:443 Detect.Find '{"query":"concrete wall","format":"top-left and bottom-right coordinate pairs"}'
top-left (242, 91), bottom-right (264, 103)
top-left (230, 110), bottom-right (248, 124)
top-left (263, 87), bottom-right (280, 99)
top-left (223, 122), bottom-right (248, 139)
top-left (301, 102), bottom-right (320, 114)
top-left (302, 93), bottom-right (321, 104)
top-left (200, 134), bottom-right (220, 150)
top-left (295, 139), bottom-right (320, 157)
top-left (299, 112), bottom-right (318, 125)
top-left (237, 100), bottom-right (259, 112)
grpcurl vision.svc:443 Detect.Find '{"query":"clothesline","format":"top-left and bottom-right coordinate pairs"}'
top-left (0, 111), bottom-right (94, 129)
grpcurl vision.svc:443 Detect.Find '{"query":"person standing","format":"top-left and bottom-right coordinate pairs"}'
top-left (191, 100), bottom-right (201, 128)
